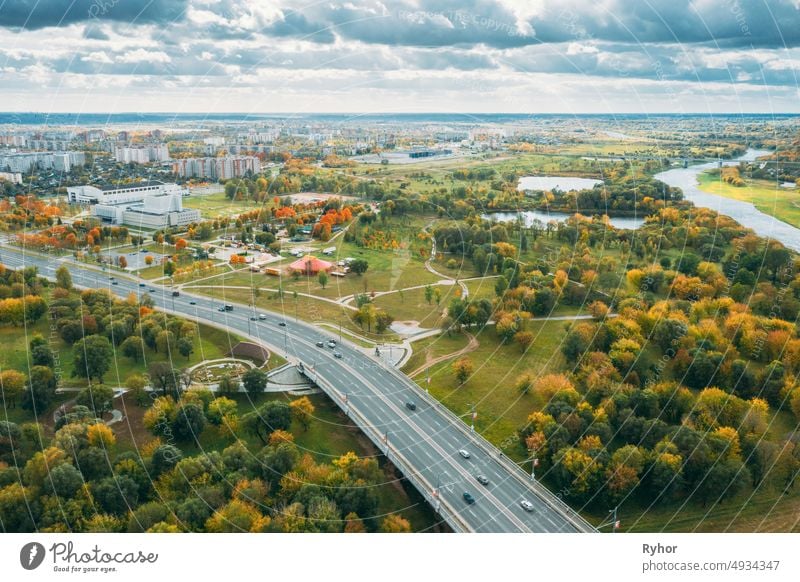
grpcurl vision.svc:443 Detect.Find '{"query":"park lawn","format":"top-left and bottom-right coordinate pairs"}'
top-left (402, 331), bottom-right (472, 376)
top-left (416, 320), bottom-right (568, 450)
top-left (613, 484), bottom-right (800, 533)
top-left (183, 192), bottom-right (270, 218)
top-left (463, 278), bottom-right (499, 302)
top-left (697, 171), bottom-right (800, 228)
top-left (372, 283), bottom-right (459, 328)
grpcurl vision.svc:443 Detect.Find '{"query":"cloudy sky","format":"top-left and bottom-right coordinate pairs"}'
top-left (1, 0), bottom-right (799, 114)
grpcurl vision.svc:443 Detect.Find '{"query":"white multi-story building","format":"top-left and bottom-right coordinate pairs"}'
top-left (114, 144), bottom-right (170, 164)
top-left (68, 180), bottom-right (199, 228)
top-left (0, 151), bottom-right (84, 173)
top-left (0, 171), bottom-right (22, 184)
top-left (172, 156), bottom-right (258, 180)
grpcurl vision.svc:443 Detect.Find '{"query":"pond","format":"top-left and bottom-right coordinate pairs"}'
top-left (517, 176), bottom-right (604, 192)
top-left (484, 210), bottom-right (644, 230)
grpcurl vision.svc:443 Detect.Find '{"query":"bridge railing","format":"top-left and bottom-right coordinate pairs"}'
top-left (378, 358), bottom-right (597, 533)
top-left (307, 367), bottom-right (472, 533)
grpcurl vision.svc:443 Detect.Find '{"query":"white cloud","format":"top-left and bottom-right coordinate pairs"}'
top-left (81, 51), bottom-right (113, 64)
top-left (118, 49), bottom-right (171, 64)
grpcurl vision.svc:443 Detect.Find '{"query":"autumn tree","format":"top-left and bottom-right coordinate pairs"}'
top-left (290, 396), bottom-right (315, 431)
top-left (452, 357), bottom-right (474, 385)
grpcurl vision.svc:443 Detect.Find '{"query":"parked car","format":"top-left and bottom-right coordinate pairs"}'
top-left (520, 500), bottom-right (534, 512)
top-left (405, 401), bottom-right (417, 411)
top-left (463, 492), bottom-right (475, 505)
top-left (458, 449), bottom-right (471, 459)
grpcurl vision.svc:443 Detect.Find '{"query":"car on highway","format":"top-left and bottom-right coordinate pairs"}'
top-left (463, 492), bottom-right (475, 505)
top-left (458, 449), bottom-right (471, 459)
top-left (148, 288), bottom-right (155, 293)
top-left (217, 306), bottom-right (226, 312)
top-left (111, 281), bottom-right (118, 285)
top-left (138, 283), bottom-right (146, 287)
top-left (258, 314), bottom-right (267, 320)
top-left (189, 300), bottom-right (196, 305)
top-left (278, 321), bottom-right (286, 327)
top-left (327, 340), bottom-right (337, 348)
top-left (520, 500), bottom-right (534, 512)
top-left (334, 352), bottom-right (343, 359)
top-left (224, 304), bottom-right (233, 311)
top-left (315, 341), bottom-right (324, 347)
top-left (476, 474), bottom-right (489, 486)
top-left (405, 401), bottom-right (417, 411)
top-left (250, 316), bottom-right (257, 321)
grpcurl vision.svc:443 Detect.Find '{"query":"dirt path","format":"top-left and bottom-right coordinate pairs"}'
top-left (407, 332), bottom-right (479, 378)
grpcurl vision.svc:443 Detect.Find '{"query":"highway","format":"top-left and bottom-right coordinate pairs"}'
top-left (1, 246), bottom-right (596, 533)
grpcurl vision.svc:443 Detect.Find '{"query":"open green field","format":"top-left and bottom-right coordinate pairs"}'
top-left (372, 283), bottom-right (459, 328)
top-left (414, 319), bottom-right (568, 448)
top-left (183, 192), bottom-right (270, 218)
top-left (402, 331), bottom-right (472, 376)
top-left (697, 171), bottom-right (800, 228)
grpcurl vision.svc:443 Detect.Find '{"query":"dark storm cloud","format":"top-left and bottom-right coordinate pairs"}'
top-left (529, 0), bottom-right (800, 48)
top-left (0, 0), bottom-right (187, 30)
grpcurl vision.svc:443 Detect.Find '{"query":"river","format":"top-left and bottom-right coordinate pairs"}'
top-left (654, 149), bottom-right (800, 252)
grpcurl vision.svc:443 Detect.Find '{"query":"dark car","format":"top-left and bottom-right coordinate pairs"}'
top-left (476, 475), bottom-right (490, 486)
top-left (250, 316), bottom-right (257, 321)
top-left (405, 401), bottom-right (417, 411)
top-left (148, 288), bottom-right (155, 293)
top-left (189, 300), bottom-right (196, 305)
top-left (463, 492), bottom-right (475, 505)
top-left (316, 341), bottom-right (324, 348)
top-left (172, 290), bottom-right (180, 297)
top-left (138, 283), bottom-right (146, 287)
top-left (111, 281), bottom-right (118, 285)
top-left (278, 321), bottom-right (286, 327)
top-left (334, 352), bottom-right (343, 359)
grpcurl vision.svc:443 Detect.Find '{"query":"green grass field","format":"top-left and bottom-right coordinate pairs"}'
top-left (697, 171), bottom-right (800, 228)
top-left (415, 320), bottom-right (568, 448)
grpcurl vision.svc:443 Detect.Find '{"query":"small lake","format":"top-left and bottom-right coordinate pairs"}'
top-left (517, 176), bottom-right (603, 192)
top-left (484, 210), bottom-right (644, 230)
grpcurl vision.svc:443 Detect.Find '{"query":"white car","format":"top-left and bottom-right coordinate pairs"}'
top-left (520, 500), bottom-right (534, 512)
top-left (458, 449), bottom-right (471, 459)
top-left (258, 314), bottom-right (267, 320)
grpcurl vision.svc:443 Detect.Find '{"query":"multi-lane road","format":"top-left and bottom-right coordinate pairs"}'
top-left (1, 246), bottom-right (596, 533)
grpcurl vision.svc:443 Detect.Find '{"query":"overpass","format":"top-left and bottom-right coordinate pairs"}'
top-left (1, 246), bottom-right (596, 533)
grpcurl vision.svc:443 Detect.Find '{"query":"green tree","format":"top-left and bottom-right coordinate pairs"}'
top-left (242, 368), bottom-right (267, 395)
top-left (76, 385), bottom-right (115, 415)
top-left (171, 403), bottom-right (206, 441)
top-left (318, 271), bottom-right (329, 289)
top-left (120, 336), bottom-right (144, 362)
top-left (218, 373), bottom-right (240, 394)
top-left (0, 370), bottom-right (26, 409)
top-left (22, 366), bottom-right (56, 413)
top-left (243, 401), bottom-right (292, 444)
top-left (72, 335), bottom-right (113, 383)
top-left (55, 265), bottom-right (72, 290)
top-left (177, 337), bottom-right (194, 360)
top-left (452, 357), bottom-right (474, 385)
top-left (350, 258), bottom-right (369, 275)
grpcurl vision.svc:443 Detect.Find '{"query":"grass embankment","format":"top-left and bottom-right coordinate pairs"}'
top-left (697, 171), bottom-right (800, 228)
